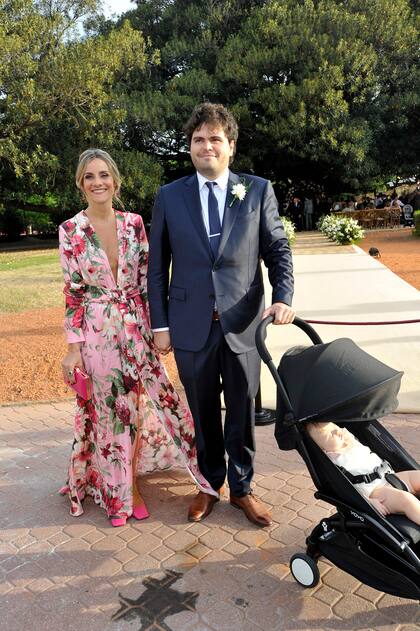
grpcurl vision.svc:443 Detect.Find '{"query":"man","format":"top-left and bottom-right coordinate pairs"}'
top-left (147, 103), bottom-right (294, 527)
top-left (288, 195), bottom-right (304, 231)
top-left (303, 197), bottom-right (314, 230)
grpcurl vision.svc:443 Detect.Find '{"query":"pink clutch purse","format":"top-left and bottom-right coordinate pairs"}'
top-left (70, 368), bottom-right (92, 400)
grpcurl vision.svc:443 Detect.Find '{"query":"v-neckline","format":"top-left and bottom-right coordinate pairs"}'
top-left (83, 209), bottom-right (121, 286)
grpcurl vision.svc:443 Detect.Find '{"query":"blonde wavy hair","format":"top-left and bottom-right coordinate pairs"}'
top-left (75, 149), bottom-right (123, 208)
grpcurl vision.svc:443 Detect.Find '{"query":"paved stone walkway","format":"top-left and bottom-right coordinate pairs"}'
top-left (2, 232), bottom-right (420, 629)
top-left (1, 401), bottom-right (419, 631)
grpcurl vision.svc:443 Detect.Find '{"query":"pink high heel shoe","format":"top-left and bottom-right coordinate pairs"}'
top-left (110, 516), bottom-right (127, 527)
top-left (133, 503), bottom-right (149, 520)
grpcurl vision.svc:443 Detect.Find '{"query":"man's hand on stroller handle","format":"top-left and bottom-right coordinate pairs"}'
top-left (262, 302), bottom-right (296, 325)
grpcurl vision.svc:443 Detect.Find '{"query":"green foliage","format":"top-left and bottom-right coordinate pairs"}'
top-left (0, 0), bottom-right (161, 211)
top-left (413, 210), bottom-right (420, 237)
top-left (112, 150), bottom-right (163, 219)
top-left (0, 208), bottom-right (25, 241)
top-left (121, 0), bottom-right (419, 193)
top-left (217, 0), bottom-right (419, 190)
top-left (19, 210), bottom-right (55, 233)
top-left (26, 193), bottom-right (59, 208)
top-left (1, 0), bottom-right (418, 209)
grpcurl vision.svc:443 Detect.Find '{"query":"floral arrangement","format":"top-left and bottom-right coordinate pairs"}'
top-left (318, 214), bottom-right (364, 245)
top-left (280, 216), bottom-right (296, 245)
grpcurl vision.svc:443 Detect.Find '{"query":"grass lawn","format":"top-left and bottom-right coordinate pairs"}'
top-left (0, 249), bottom-right (63, 313)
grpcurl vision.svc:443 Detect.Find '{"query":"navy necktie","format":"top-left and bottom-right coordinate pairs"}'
top-left (206, 181), bottom-right (221, 258)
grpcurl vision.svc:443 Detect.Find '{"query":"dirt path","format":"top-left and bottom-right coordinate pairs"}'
top-left (1, 228), bottom-right (418, 405)
top-left (357, 228), bottom-right (420, 290)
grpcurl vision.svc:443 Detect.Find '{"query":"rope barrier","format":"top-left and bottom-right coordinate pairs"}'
top-left (306, 318), bottom-right (420, 326)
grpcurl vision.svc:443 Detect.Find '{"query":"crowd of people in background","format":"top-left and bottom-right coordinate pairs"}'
top-left (283, 195), bottom-right (331, 231)
top-left (283, 182), bottom-right (420, 231)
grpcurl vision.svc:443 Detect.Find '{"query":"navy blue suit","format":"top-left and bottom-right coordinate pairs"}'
top-left (148, 170), bottom-right (294, 494)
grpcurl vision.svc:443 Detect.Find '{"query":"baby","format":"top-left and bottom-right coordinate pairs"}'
top-left (306, 422), bottom-right (420, 525)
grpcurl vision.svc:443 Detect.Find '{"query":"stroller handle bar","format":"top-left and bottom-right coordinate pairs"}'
top-left (255, 315), bottom-right (323, 365)
top-left (255, 316), bottom-right (323, 416)
top-left (255, 315), bottom-right (322, 417)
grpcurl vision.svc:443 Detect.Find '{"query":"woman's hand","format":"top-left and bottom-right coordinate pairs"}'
top-left (153, 330), bottom-right (172, 356)
top-left (62, 344), bottom-right (84, 385)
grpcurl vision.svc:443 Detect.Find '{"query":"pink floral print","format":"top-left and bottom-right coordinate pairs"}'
top-left (59, 210), bottom-right (217, 518)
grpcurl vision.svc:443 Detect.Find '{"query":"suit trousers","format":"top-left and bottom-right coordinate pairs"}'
top-left (174, 322), bottom-right (261, 496)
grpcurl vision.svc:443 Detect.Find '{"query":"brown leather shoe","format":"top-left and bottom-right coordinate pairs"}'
top-left (188, 491), bottom-right (219, 522)
top-left (230, 492), bottom-right (272, 527)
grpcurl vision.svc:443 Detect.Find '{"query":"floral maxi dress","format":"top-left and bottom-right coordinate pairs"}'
top-left (59, 210), bottom-right (216, 518)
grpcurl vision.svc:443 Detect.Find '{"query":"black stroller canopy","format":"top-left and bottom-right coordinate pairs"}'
top-left (278, 338), bottom-right (403, 423)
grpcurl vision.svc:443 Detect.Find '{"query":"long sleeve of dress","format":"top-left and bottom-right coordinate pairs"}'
top-left (136, 215), bottom-right (151, 327)
top-left (58, 224), bottom-right (86, 343)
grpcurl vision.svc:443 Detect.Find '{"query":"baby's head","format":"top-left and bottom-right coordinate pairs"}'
top-left (306, 422), bottom-right (340, 451)
top-left (306, 421), bottom-right (333, 437)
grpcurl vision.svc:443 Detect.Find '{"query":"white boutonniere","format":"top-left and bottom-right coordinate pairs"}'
top-left (228, 179), bottom-right (251, 207)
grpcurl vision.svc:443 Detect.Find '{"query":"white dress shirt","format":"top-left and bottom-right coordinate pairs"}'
top-left (196, 169), bottom-right (229, 235)
top-left (152, 169), bottom-right (230, 332)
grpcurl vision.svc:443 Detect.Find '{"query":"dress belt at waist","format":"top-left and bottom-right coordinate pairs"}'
top-left (83, 285), bottom-right (140, 304)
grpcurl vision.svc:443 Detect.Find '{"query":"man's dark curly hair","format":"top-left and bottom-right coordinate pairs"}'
top-left (183, 102), bottom-right (239, 149)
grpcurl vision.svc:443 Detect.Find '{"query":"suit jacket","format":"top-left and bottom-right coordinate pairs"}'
top-left (147, 171), bottom-right (294, 353)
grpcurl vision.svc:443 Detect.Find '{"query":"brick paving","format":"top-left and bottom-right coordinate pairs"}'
top-left (1, 401), bottom-right (419, 631)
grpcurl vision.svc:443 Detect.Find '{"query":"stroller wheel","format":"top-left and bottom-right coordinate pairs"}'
top-left (290, 553), bottom-right (320, 588)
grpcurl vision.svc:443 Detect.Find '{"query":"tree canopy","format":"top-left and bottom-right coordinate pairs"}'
top-left (0, 0), bottom-right (160, 214)
top-left (1, 0), bottom-right (419, 227)
top-left (121, 0), bottom-right (419, 195)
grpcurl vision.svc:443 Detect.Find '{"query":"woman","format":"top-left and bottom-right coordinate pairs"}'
top-left (59, 149), bottom-right (217, 526)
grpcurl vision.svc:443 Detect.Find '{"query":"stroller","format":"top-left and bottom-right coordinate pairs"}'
top-left (255, 316), bottom-right (420, 599)
top-left (402, 204), bottom-right (415, 227)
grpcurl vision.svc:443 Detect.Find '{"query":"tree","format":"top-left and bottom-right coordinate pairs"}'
top-left (121, 0), bottom-right (419, 194)
top-left (119, 0), bottom-right (269, 181)
top-left (217, 0), bottom-right (420, 191)
top-left (2, 0), bottom-right (418, 212)
top-left (0, 0), bottom-right (161, 214)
